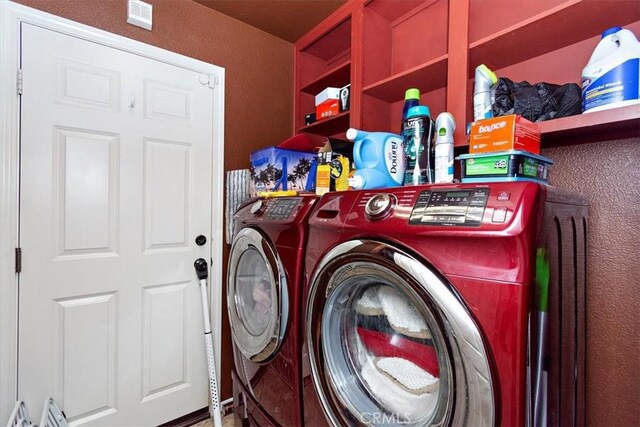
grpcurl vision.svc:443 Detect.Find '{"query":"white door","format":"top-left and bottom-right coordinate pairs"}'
top-left (19, 23), bottom-right (217, 426)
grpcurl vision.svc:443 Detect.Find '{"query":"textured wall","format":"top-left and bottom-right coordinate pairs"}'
top-left (543, 138), bottom-right (640, 426)
top-left (13, 0), bottom-right (294, 402)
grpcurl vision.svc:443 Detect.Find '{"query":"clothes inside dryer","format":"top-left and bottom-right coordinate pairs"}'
top-left (319, 263), bottom-right (453, 425)
top-left (235, 247), bottom-right (273, 335)
top-left (228, 226), bottom-right (288, 363)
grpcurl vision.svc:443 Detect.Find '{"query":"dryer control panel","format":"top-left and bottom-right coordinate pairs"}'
top-left (265, 197), bottom-right (301, 220)
top-left (409, 188), bottom-right (489, 226)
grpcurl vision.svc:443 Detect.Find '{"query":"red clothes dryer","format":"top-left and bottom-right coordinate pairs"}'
top-left (228, 194), bottom-right (317, 426)
top-left (302, 182), bottom-right (587, 426)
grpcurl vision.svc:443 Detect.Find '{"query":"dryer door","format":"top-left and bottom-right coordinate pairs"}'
top-left (306, 239), bottom-right (494, 426)
top-left (228, 227), bottom-right (288, 362)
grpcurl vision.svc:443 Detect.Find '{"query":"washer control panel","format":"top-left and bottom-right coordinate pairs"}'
top-left (265, 197), bottom-right (301, 220)
top-left (409, 188), bottom-right (489, 226)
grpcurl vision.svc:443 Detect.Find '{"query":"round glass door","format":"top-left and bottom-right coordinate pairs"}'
top-left (228, 227), bottom-right (288, 362)
top-left (306, 240), bottom-right (494, 426)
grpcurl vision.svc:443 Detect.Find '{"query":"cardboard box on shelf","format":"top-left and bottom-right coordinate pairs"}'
top-left (305, 112), bottom-right (316, 125)
top-left (316, 99), bottom-right (340, 120)
top-left (469, 115), bottom-right (541, 155)
top-left (249, 147), bottom-right (317, 196)
top-left (315, 87), bottom-right (341, 106)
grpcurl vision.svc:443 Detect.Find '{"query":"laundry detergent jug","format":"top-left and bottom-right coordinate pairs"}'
top-left (582, 26), bottom-right (640, 112)
top-left (346, 128), bottom-right (405, 190)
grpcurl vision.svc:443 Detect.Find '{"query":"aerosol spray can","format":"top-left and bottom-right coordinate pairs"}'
top-left (434, 112), bottom-right (456, 183)
top-left (473, 64), bottom-right (498, 122)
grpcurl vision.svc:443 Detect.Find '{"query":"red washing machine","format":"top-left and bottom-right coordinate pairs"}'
top-left (302, 182), bottom-right (587, 426)
top-left (228, 194), bottom-right (317, 426)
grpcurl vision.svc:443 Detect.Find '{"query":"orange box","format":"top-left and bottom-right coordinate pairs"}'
top-left (469, 115), bottom-right (540, 155)
top-left (316, 99), bottom-right (339, 120)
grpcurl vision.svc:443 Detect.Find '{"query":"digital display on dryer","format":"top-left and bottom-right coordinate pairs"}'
top-left (265, 198), bottom-right (300, 220)
top-left (409, 189), bottom-right (489, 226)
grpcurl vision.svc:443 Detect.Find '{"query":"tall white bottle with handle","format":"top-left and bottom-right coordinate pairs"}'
top-left (582, 26), bottom-right (640, 112)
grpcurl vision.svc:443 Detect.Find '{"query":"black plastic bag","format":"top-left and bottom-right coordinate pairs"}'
top-left (492, 77), bottom-right (582, 122)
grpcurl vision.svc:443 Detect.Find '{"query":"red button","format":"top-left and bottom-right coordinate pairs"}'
top-left (497, 191), bottom-right (510, 201)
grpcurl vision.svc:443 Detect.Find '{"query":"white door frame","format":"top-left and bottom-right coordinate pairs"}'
top-left (0, 2), bottom-right (225, 422)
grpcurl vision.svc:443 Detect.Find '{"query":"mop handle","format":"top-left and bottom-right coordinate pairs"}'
top-left (194, 259), bottom-right (223, 427)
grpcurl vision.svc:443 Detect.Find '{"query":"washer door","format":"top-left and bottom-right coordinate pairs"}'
top-left (306, 240), bottom-right (494, 426)
top-left (228, 227), bottom-right (288, 362)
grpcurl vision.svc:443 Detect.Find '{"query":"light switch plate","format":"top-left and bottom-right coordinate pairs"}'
top-left (127, 0), bottom-right (152, 31)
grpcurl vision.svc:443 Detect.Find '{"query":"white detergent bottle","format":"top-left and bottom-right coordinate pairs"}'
top-left (434, 112), bottom-right (456, 183)
top-left (582, 26), bottom-right (640, 112)
top-left (473, 64), bottom-right (498, 122)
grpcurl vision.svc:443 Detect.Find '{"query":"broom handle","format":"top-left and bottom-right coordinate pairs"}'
top-left (195, 259), bottom-right (223, 427)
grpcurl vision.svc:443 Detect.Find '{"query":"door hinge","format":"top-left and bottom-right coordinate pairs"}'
top-left (206, 74), bottom-right (217, 90)
top-left (17, 68), bottom-right (23, 95)
top-left (15, 247), bottom-right (22, 273)
top-left (198, 73), bottom-right (217, 89)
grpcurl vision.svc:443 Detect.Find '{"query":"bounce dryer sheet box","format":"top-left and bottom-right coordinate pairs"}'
top-left (469, 115), bottom-right (541, 155)
top-left (249, 147), bottom-right (317, 196)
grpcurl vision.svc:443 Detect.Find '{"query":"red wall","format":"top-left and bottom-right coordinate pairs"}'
top-left (12, 0), bottom-right (294, 402)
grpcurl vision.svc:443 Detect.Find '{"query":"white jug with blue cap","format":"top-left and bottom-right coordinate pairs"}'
top-left (582, 26), bottom-right (640, 112)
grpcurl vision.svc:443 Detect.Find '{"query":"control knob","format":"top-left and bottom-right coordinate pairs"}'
top-left (365, 193), bottom-right (395, 220)
top-left (250, 200), bottom-right (265, 215)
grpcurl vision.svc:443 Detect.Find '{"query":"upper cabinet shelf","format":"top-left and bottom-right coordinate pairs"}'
top-left (300, 60), bottom-right (351, 95)
top-left (299, 111), bottom-right (350, 136)
top-left (297, 16), bottom-right (352, 89)
top-left (468, 0), bottom-right (640, 74)
top-left (363, 54), bottom-right (448, 102)
top-left (540, 104), bottom-right (640, 146)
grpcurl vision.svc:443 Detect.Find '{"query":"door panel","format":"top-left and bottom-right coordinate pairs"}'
top-left (144, 139), bottom-right (192, 251)
top-left (55, 127), bottom-right (119, 256)
top-left (141, 282), bottom-right (189, 401)
top-left (19, 23), bottom-right (216, 426)
top-left (143, 80), bottom-right (192, 123)
top-left (54, 293), bottom-right (117, 421)
top-left (56, 57), bottom-right (121, 112)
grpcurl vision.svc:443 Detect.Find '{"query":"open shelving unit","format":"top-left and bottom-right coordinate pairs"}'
top-left (294, 0), bottom-right (640, 148)
top-left (294, 4), bottom-right (355, 144)
top-left (360, 0), bottom-right (449, 132)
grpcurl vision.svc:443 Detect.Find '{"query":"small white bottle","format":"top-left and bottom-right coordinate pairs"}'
top-left (434, 112), bottom-right (456, 183)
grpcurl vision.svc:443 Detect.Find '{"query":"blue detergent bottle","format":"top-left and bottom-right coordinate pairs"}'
top-left (346, 128), bottom-right (405, 190)
top-left (402, 105), bottom-right (434, 185)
